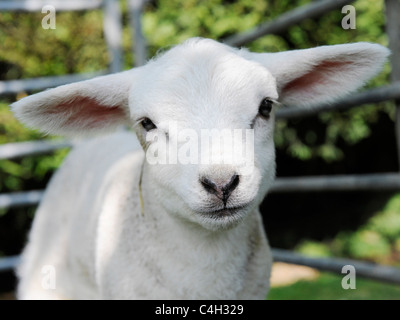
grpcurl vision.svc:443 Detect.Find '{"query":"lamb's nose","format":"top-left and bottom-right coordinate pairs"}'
top-left (200, 174), bottom-right (240, 204)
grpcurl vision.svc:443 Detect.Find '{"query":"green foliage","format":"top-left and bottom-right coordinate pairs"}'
top-left (297, 193), bottom-right (400, 263)
top-left (0, 101), bottom-right (42, 143)
top-left (143, 0), bottom-right (273, 51)
top-left (296, 240), bottom-right (332, 258)
top-left (346, 229), bottom-right (392, 261)
top-left (0, 11), bottom-right (109, 78)
top-left (369, 194), bottom-right (400, 241)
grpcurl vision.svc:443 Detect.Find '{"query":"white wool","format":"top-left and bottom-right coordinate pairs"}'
top-left (11, 38), bottom-right (389, 299)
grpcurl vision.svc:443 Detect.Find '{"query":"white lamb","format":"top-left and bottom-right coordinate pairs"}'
top-left (11, 38), bottom-right (389, 299)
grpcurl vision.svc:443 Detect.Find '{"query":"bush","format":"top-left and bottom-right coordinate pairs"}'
top-left (369, 194), bottom-right (400, 241)
top-left (346, 229), bottom-right (391, 261)
top-left (297, 193), bottom-right (400, 263)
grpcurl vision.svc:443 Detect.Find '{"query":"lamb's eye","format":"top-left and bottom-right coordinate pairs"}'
top-left (141, 117), bottom-right (157, 131)
top-left (259, 98), bottom-right (273, 118)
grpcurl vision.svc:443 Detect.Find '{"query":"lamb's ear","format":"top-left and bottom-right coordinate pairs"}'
top-left (243, 43), bottom-right (390, 107)
top-left (11, 69), bottom-right (139, 136)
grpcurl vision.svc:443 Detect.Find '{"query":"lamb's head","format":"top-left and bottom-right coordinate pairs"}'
top-left (130, 39), bottom-right (279, 230)
top-left (11, 38), bottom-right (389, 231)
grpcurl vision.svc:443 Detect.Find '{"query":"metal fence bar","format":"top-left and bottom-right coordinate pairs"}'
top-left (0, 0), bottom-right (103, 11)
top-left (129, 0), bottom-right (148, 67)
top-left (0, 190), bottom-right (43, 210)
top-left (270, 173), bottom-right (400, 193)
top-left (103, 0), bottom-right (123, 73)
top-left (224, 0), bottom-right (355, 47)
top-left (0, 71), bottom-right (108, 95)
top-left (385, 0), bottom-right (400, 170)
top-left (276, 82), bottom-right (400, 120)
top-left (0, 140), bottom-right (72, 160)
top-left (272, 248), bottom-right (400, 285)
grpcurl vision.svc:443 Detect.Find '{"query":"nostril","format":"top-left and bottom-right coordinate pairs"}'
top-left (222, 174), bottom-right (240, 199)
top-left (200, 177), bottom-right (219, 196)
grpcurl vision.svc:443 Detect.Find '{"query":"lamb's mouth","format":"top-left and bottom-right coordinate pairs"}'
top-left (193, 203), bottom-right (253, 230)
top-left (198, 204), bottom-right (249, 219)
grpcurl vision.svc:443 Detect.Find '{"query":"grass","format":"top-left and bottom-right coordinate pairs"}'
top-left (268, 272), bottom-right (400, 300)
